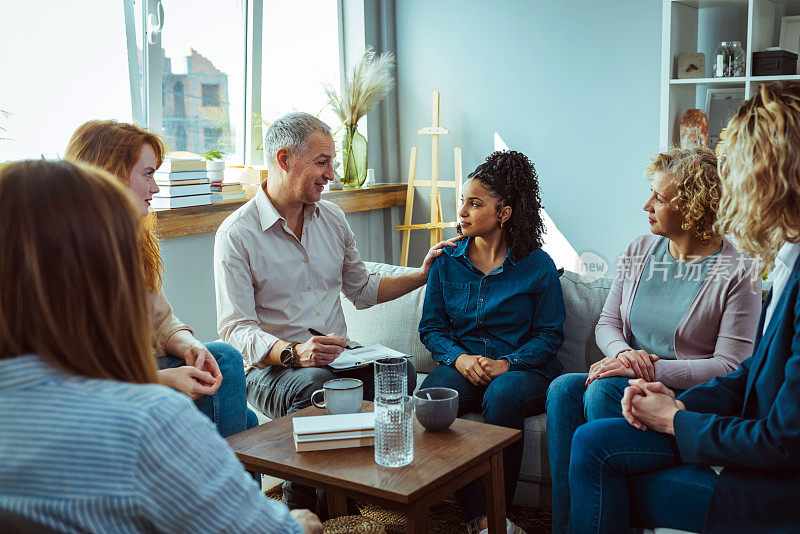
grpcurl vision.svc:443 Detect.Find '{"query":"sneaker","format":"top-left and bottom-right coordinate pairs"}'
top-left (476, 518), bottom-right (527, 534)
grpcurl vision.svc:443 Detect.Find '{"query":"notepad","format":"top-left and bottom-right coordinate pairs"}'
top-left (328, 344), bottom-right (409, 370)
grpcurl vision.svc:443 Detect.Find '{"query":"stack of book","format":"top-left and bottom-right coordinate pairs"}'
top-left (151, 153), bottom-right (212, 209)
top-left (210, 181), bottom-right (247, 204)
top-left (292, 412), bottom-right (375, 452)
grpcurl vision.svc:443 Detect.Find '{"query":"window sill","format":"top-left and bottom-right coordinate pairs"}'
top-left (152, 183), bottom-right (407, 239)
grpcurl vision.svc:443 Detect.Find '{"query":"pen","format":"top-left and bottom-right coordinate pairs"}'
top-left (308, 328), bottom-right (355, 350)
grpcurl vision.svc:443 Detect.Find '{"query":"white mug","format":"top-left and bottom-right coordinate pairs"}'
top-left (311, 378), bottom-right (363, 414)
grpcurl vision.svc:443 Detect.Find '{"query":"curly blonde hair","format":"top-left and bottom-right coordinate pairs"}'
top-left (715, 81), bottom-right (800, 277)
top-left (647, 146), bottom-right (721, 245)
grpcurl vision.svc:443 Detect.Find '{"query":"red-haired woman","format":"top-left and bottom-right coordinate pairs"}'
top-left (65, 120), bottom-right (258, 438)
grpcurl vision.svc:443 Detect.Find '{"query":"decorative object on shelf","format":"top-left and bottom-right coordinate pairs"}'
top-left (715, 128), bottom-right (727, 158)
top-left (363, 168), bottom-right (375, 188)
top-left (677, 52), bottom-right (706, 79)
top-left (705, 88), bottom-right (745, 150)
top-left (713, 41), bottom-right (745, 77)
top-left (679, 109), bottom-right (709, 148)
top-left (326, 47), bottom-right (395, 189)
top-left (753, 49), bottom-right (798, 76)
top-left (780, 15), bottom-right (800, 55)
top-left (394, 91), bottom-right (463, 266)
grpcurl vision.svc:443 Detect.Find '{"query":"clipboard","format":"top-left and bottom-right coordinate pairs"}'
top-left (327, 344), bottom-right (410, 371)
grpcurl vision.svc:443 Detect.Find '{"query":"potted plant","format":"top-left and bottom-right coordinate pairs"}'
top-left (326, 47), bottom-right (395, 189)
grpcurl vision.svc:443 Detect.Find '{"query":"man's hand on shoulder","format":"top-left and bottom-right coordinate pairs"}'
top-left (294, 333), bottom-right (347, 367)
top-left (420, 235), bottom-right (465, 277)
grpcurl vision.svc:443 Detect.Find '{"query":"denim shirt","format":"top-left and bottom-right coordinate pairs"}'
top-left (419, 237), bottom-right (565, 378)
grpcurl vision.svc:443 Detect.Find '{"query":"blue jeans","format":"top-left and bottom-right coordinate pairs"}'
top-left (546, 373), bottom-right (632, 534)
top-left (420, 364), bottom-right (550, 524)
top-left (569, 418), bottom-right (717, 533)
top-left (158, 341), bottom-right (259, 438)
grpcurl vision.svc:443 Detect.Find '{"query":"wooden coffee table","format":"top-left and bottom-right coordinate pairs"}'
top-left (227, 402), bottom-right (520, 534)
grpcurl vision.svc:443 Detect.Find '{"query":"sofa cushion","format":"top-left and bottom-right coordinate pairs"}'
top-left (557, 271), bottom-right (612, 373)
top-left (341, 262), bottom-right (436, 373)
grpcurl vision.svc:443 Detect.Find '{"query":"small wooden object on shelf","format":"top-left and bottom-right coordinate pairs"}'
top-left (394, 91), bottom-right (463, 267)
top-left (677, 52), bottom-right (705, 79)
top-left (679, 109), bottom-right (709, 148)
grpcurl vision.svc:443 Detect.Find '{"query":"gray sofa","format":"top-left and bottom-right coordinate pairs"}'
top-left (341, 262), bottom-right (613, 509)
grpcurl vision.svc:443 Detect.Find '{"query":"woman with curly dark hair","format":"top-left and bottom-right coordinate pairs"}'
top-left (545, 146), bottom-right (763, 533)
top-left (418, 150), bottom-right (566, 534)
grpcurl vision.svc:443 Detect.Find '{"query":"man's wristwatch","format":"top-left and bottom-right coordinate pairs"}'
top-left (280, 342), bottom-right (299, 368)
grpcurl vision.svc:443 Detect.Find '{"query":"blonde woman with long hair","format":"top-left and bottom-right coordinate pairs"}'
top-left (0, 160), bottom-right (319, 533)
top-left (566, 81), bottom-right (800, 533)
top-left (65, 120), bottom-right (258, 438)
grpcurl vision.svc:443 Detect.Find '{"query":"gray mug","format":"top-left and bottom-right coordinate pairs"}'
top-left (311, 378), bottom-right (363, 414)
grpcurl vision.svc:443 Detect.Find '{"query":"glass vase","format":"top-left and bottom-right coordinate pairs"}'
top-left (342, 124), bottom-right (367, 189)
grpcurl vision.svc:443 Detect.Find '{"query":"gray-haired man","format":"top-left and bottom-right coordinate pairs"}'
top-left (213, 112), bottom-right (457, 513)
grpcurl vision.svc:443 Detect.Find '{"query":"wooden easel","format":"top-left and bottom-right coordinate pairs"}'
top-left (395, 91), bottom-right (463, 266)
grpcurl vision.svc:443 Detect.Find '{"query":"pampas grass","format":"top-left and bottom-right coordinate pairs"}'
top-left (326, 47), bottom-right (395, 129)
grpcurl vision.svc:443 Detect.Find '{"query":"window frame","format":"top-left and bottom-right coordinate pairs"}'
top-left (126, 0), bottom-right (346, 168)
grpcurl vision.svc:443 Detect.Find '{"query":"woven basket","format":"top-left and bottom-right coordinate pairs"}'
top-left (323, 515), bottom-right (386, 533)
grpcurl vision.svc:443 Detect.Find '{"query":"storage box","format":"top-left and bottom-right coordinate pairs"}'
top-left (753, 50), bottom-right (798, 76)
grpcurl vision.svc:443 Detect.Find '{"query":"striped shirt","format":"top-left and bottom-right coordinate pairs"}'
top-left (0, 355), bottom-right (302, 534)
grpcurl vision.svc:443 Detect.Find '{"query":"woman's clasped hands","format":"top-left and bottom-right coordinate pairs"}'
top-left (585, 349), bottom-right (660, 385)
top-left (621, 378), bottom-right (686, 434)
top-left (455, 354), bottom-right (510, 386)
top-left (159, 339), bottom-right (223, 400)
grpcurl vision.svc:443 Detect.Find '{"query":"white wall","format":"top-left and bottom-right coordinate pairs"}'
top-left (395, 0), bottom-right (663, 268)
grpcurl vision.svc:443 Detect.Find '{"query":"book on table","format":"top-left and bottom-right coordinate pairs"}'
top-left (292, 412), bottom-right (375, 452)
top-left (150, 193), bottom-right (212, 209)
top-left (154, 170), bottom-right (209, 182)
top-left (155, 183), bottom-right (213, 197)
top-left (158, 153), bottom-right (207, 173)
top-left (328, 343), bottom-right (410, 371)
top-left (211, 183), bottom-right (244, 192)
top-left (294, 436), bottom-right (374, 452)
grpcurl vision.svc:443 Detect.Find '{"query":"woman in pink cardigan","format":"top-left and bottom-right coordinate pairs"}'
top-left (545, 146), bottom-right (763, 533)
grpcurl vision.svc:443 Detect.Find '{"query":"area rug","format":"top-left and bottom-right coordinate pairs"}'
top-left (265, 485), bottom-right (552, 533)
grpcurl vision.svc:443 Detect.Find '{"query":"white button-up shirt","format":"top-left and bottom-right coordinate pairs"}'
top-left (214, 186), bottom-right (382, 371)
top-left (763, 241), bottom-right (800, 333)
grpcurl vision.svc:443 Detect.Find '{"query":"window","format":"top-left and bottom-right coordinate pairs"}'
top-left (259, 0), bottom-right (341, 137)
top-left (1, 1), bottom-right (132, 160)
top-left (203, 127), bottom-right (223, 151)
top-left (201, 84), bottom-right (220, 107)
top-left (153, 0), bottom-right (244, 160)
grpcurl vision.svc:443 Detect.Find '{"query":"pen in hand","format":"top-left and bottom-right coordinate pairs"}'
top-left (307, 328), bottom-right (354, 350)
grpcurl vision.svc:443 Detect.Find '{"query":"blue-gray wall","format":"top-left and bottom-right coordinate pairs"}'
top-left (395, 0), bottom-right (663, 266)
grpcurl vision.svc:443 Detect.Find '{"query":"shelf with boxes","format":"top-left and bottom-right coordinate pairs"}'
top-left (661, 0), bottom-right (800, 148)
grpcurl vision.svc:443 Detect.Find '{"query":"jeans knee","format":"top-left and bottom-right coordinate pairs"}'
top-left (546, 373), bottom-right (587, 412)
top-left (482, 379), bottom-right (525, 424)
top-left (296, 369), bottom-right (336, 400)
top-left (205, 342), bottom-right (243, 371)
top-left (584, 377), bottom-right (626, 420)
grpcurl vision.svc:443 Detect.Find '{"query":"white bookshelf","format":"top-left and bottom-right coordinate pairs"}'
top-left (660, 0), bottom-right (800, 147)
